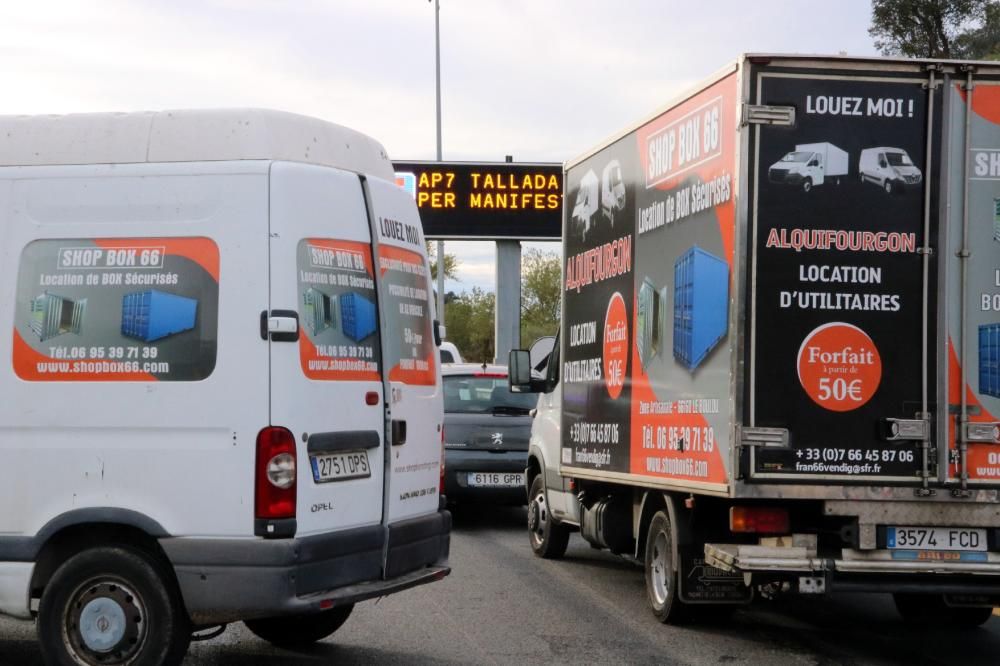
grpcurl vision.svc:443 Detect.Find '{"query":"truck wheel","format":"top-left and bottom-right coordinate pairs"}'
top-left (884, 179), bottom-right (894, 194)
top-left (644, 510), bottom-right (693, 624)
top-left (37, 546), bottom-right (191, 666)
top-left (244, 604), bottom-right (354, 647)
top-left (893, 593), bottom-right (993, 627)
top-left (801, 178), bottom-right (812, 193)
top-left (527, 474), bottom-right (570, 559)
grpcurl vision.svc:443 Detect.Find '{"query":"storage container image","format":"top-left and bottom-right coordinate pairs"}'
top-left (339, 291), bottom-right (377, 342)
top-left (980, 323), bottom-right (1000, 399)
top-left (673, 246), bottom-right (729, 371)
top-left (303, 287), bottom-right (336, 336)
top-left (637, 278), bottom-right (662, 369)
top-left (120, 290), bottom-right (198, 342)
top-left (29, 292), bottom-right (87, 341)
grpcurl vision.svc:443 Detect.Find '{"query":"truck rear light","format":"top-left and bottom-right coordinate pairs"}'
top-left (730, 506), bottom-right (789, 534)
top-left (255, 426), bottom-right (296, 520)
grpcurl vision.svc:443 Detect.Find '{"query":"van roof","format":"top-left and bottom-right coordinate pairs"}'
top-left (0, 108), bottom-right (395, 179)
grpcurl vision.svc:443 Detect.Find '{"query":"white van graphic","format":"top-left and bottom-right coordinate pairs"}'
top-left (572, 169), bottom-right (599, 240)
top-left (768, 142), bottom-right (848, 193)
top-left (859, 147), bottom-right (922, 193)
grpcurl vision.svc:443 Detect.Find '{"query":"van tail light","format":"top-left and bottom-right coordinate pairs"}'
top-left (439, 425), bottom-right (446, 495)
top-left (255, 426), bottom-right (297, 521)
top-left (730, 506), bottom-right (789, 534)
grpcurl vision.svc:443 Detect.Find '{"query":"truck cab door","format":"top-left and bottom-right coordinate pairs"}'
top-left (268, 162), bottom-right (385, 537)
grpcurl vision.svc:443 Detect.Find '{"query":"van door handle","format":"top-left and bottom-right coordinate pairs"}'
top-left (260, 310), bottom-right (299, 342)
top-left (391, 420), bottom-right (407, 446)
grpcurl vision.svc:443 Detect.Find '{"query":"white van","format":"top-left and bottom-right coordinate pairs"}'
top-left (859, 146), bottom-right (923, 193)
top-left (0, 110), bottom-right (450, 664)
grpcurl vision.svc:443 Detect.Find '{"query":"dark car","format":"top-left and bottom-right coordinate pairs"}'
top-left (442, 364), bottom-right (537, 504)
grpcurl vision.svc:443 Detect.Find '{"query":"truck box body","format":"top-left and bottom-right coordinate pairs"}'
top-left (120, 289), bottom-right (197, 342)
top-left (553, 54), bottom-right (1000, 597)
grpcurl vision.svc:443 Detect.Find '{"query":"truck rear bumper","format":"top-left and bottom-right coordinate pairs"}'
top-left (161, 509), bottom-right (451, 626)
top-left (706, 543), bottom-right (1000, 594)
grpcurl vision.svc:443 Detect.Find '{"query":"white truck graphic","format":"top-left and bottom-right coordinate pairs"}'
top-left (859, 147), bottom-right (922, 193)
top-left (571, 169), bottom-right (599, 240)
top-left (768, 142), bottom-right (848, 192)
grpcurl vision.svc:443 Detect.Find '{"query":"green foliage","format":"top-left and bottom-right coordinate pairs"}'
top-left (444, 287), bottom-right (495, 364)
top-left (520, 247), bottom-right (561, 346)
top-left (869, 0), bottom-right (997, 59)
top-left (426, 242), bottom-right (460, 281)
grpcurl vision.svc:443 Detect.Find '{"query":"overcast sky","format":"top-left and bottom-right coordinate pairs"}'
top-left (2, 0), bottom-right (880, 292)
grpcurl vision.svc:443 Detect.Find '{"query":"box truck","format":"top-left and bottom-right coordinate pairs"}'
top-left (768, 141), bottom-right (849, 192)
top-left (511, 54), bottom-right (1000, 625)
top-left (0, 109), bottom-right (450, 664)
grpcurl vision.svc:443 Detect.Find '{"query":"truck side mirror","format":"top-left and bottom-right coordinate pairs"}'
top-left (509, 349), bottom-right (542, 393)
top-left (808, 159), bottom-right (818, 167)
top-left (879, 158), bottom-right (887, 168)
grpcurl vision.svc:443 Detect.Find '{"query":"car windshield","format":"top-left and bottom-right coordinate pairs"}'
top-left (885, 151), bottom-right (913, 167)
top-left (443, 375), bottom-right (537, 414)
top-left (780, 151), bottom-right (813, 163)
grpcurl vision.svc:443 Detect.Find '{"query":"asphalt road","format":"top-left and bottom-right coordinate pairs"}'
top-left (3, 505), bottom-right (1000, 665)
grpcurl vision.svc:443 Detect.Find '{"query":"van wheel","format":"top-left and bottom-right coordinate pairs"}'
top-left (801, 178), bottom-right (812, 193)
top-left (893, 593), bottom-right (993, 627)
top-left (244, 605), bottom-right (354, 647)
top-left (37, 546), bottom-right (191, 666)
top-left (884, 180), bottom-right (894, 194)
top-left (527, 475), bottom-right (570, 559)
top-left (644, 510), bottom-right (694, 624)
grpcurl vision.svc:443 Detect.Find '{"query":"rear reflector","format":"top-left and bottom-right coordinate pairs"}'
top-left (730, 506), bottom-right (789, 534)
top-left (255, 426), bottom-right (297, 520)
top-left (439, 425), bottom-right (446, 494)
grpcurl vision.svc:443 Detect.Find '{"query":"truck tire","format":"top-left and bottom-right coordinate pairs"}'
top-left (893, 593), bottom-right (993, 627)
top-left (37, 545), bottom-right (191, 666)
top-left (527, 474), bottom-right (570, 559)
top-left (801, 177), bottom-right (812, 193)
top-left (644, 510), bottom-right (694, 624)
top-left (884, 179), bottom-right (894, 194)
top-left (244, 604), bottom-right (354, 647)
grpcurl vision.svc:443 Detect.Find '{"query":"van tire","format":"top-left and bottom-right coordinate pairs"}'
top-left (244, 604), bottom-right (354, 647)
top-left (37, 545), bottom-right (191, 666)
top-left (644, 510), bottom-right (694, 624)
top-left (801, 177), bottom-right (812, 193)
top-left (893, 593), bottom-right (993, 627)
top-left (527, 475), bottom-right (570, 559)
top-left (884, 179), bottom-right (894, 194)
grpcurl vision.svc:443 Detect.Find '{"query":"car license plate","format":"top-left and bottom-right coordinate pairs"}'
top-left (886, 526), bottom-right (987, 552)
top-left (467, 472), bottom-right (523, 488)
top-left (310, 450), bottom-right (371, 483)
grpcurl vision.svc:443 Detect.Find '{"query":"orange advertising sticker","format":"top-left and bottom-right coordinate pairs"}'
top-left (796, 322), bottom-right (881, 412)
top-left (603, 292), bottom-right (628, 399)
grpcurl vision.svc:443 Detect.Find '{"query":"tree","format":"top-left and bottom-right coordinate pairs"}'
top-left (444, 287), bottom-right (495, 364)
top-left (426, 242), bottom-right (459, 282)
top-left (869, 0), bottom-right (996, 59)
top-left (520, 248), bottom-right (561, 346)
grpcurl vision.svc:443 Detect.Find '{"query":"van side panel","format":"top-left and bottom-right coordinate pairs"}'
top-left (0, 162), bottom-right (269, 543)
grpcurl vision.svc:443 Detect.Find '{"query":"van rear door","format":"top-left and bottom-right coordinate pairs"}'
top-left (364, 176), bottom-right (443, 525)
top-left (268, 162), bottom-right (385, 537)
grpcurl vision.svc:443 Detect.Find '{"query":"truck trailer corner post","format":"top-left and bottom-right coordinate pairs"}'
top-left (0, 109), bottom-right (450, 665)
top-left (517, 54), bottom-right (1000, 626)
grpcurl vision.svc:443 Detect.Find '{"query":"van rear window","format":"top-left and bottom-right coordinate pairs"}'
top-left (13, 237), bottom-right (219, 381)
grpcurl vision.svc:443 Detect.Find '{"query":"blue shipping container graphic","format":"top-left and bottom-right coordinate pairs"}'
top-left (121, 290), bottom-right (198, 342)
top-left (980, 323), bottom-right (1000, 399)
top-left (673, 246), bottom-right (729, 371)
top-left (339, 292), bottom-right (377, 342)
